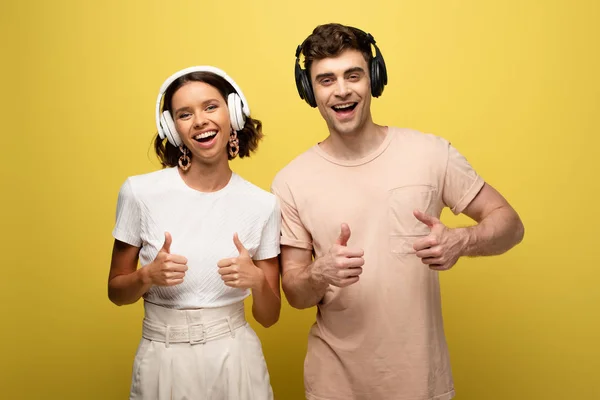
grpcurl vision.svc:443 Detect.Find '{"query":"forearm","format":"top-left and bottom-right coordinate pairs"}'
top-left (251, 275), bottom-right (281, 328)
top-left (458, 206), bottom-right (524, 257)
top-left (108, 268), bottom-right (152, 306)
top-left (282, 259), bottom-right (329, 310)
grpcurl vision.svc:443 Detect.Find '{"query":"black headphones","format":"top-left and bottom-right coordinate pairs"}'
top-left (294, 27), bottom-right (388, 108)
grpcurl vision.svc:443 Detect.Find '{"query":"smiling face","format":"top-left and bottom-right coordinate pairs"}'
top-left (170, 81), bottom-right (232, 165)
top-left (310, 49), bottom-right (374, 137)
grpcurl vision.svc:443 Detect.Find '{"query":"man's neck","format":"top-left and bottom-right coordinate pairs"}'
top-left (319, 122), bottom-right (388, 161)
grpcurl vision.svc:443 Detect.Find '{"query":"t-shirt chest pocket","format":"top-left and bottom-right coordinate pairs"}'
top-left (388, 184), bottom-right (438, 255)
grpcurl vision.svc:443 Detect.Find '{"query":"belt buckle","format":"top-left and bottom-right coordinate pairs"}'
top-left (188, 322), bottom-right (206, 345)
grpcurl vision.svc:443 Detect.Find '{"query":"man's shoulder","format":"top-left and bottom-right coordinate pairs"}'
top-left (391, 127), bottom-right (450, 148)
top-left (388, 127), bottom-right (453, 161)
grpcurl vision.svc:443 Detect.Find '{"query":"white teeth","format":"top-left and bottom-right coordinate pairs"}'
top-left (194, 130), bottom-right (217, 140)
top-left (333, 103), bottom-right (355, 110)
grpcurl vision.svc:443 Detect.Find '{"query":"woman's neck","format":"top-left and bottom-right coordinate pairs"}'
top-left (178, 156), bottom-right (232, 192)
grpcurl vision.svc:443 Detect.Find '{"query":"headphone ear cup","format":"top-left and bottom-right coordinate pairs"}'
top-left (301, 71), bottom-right (317, 108)
top-left (161, 110), bottom-right (182, 147)
top-left (157, 123), bottom-right (166, 140)
top-left (228, 93), bottom-right (245, 131)
top-left (295, 61), bottom-right (317, 108)
top-left (380, 56), bottom-right (388, 86)
top-left (370, 60), bottom-right (381, 97)
top-left (370, 53), bottom-right (388, 97)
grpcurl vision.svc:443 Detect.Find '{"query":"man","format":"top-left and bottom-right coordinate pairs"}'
top-left (271, 23), bottom-right (524, 400)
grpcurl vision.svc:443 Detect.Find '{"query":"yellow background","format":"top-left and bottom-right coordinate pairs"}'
top-left (1, 0), bottom-right (598, 399)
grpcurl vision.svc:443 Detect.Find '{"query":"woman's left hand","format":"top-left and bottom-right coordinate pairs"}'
top-left (217, 233), bottom-right (265, 290)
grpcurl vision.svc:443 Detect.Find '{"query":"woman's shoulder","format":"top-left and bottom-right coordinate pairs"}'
top-left (122, 167), bottom-right (177, 196)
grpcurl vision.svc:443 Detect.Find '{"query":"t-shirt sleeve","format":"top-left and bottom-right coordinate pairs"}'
top-left (112, 179), bottom-right (142, 247)
top-left (270, 177), bottom-right (313, 251)
top-left (442, 143), bottom-right (485, 215)
top-left (253, 197), bottom-right (282, 260)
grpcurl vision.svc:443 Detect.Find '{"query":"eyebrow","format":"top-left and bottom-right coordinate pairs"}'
top-left (173, 98), bottom-right (220, 115)
top-left (315, 67), bottom-right (366, 82)
top-left (345, 67), bottom-right (366, 75)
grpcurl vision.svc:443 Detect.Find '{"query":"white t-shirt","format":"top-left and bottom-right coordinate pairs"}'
top-left (112, 167), bottom-right (281, 309)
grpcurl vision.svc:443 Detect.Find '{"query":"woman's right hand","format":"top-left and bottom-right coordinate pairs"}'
top-left (142, 232), bottom-right (188, 286)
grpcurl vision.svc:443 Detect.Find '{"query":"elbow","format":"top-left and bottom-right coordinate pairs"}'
top-left (255, 308), bottom-right (281, 328)
top-left (108, 288), bottom-right (120, 306)
top-left (514, 215), bottom-right (525, 246)
top-left (259, 321), bottom-right (276, 328)
top-left (282, 286), bottom-right (302, 309)
top-left (108, 289), bottom-right (132, 307)
top-left (258, 314), bottom-right (280, 328)
top-left (109, 297), bottom-right (123, 307)
top-left (287, 299), bottom-right (312, 310)
top-left (108, 294), bottom-right (126, 307)
top-left (283, 289), bottom-right (314, 310)
top-left (107, 280), bottom-right (123, 306)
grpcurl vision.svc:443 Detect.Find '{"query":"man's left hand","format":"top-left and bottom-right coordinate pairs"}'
top-left (412, 210), bottom-right (467, 271)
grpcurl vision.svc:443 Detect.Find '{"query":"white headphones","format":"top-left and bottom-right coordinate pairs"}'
top-left (155, 66), bottom-right (251, 147)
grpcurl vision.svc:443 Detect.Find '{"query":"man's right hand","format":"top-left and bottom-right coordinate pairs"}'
top-left (312, 223), bottom-right (364, 287)
top-left (142, 232), bottom-right (188, 286)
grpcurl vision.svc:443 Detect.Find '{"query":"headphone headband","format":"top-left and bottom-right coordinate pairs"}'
top-left (294, 27), bottom-right (378, 66)
top-left (155, 65), bottom-right (251, 139)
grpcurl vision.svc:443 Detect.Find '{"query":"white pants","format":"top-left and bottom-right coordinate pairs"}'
top-left (129, 301), bottom-right (274, 400)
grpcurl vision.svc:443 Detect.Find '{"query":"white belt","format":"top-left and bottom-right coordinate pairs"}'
top-left (142, 309), bottom-right (246, 347)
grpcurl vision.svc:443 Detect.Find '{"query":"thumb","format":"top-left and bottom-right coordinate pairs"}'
top-left (413, 210), bottom-right (440, 228)
top-left (233, 233), bottom-right (248, 256)
top-left (161, 232), bottom-right (172, 253)
top-left (335, 223), bottom-right (351, 246)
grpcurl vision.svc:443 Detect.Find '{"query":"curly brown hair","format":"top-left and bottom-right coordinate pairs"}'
top-left (154, 71), bottom-right (263, 168)
top-left (300, 23), bottom-right (374, 76)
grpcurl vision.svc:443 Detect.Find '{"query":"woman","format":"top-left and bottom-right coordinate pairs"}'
top-left (108, 66), bottom-right (281, 399)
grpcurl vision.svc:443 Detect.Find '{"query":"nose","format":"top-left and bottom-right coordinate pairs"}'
top-left (192, 113), bottom-right (208, 129)
top-left (334, 79), bottom-right (351, 98)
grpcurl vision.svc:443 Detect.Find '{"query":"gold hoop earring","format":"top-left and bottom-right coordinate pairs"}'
top-left (228, 130), bottom-right (240, 158)
top-left (178, 146), bottom-right (191, 171)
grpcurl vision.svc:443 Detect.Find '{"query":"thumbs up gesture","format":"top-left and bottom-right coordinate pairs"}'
top-left (412, 210), bottom-right (464, 271)
top-left (314, 223), bottom-right (365, 288)
top-left (336, 223), bottom-right (351, 246)
top-left (217, 233), bottom-right (264, 290)
top-left (145, 232), bottom-right (188, 286)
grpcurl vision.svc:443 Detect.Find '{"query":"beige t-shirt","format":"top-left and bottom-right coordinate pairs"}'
top-left (271, 127), bottom-right (484, 400)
